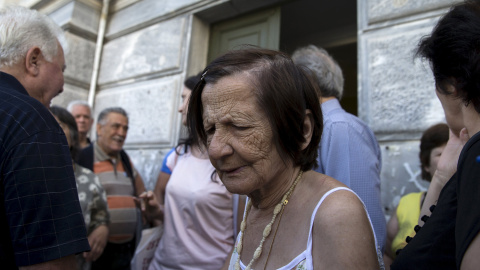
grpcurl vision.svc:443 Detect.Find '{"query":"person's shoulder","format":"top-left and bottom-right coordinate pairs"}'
top-left (75, 163), bottom-right (95, 177)
top-left (77, 144), bottom-right (94, 169)
top-left (329, 109), bottom-right (373, 132)
top-left (302, 171), bottom-right (357, 206)
top-left (307, 171), bottom-right (361, 204)
top-left (1, 89), bottom-right (56, 130)
top-left (462, 131), bottom-right (480, 154)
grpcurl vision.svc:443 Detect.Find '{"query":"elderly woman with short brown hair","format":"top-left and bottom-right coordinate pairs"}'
top-left (185, 47), bottom-right (382, 270)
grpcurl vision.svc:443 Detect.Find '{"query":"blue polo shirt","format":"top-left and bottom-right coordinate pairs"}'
top-left (0, 72), bottom-right (90, 268)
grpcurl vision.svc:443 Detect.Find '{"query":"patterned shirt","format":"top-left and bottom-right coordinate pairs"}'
top-left (0, 72), bottom-right (90, 268)
top-left (74, 164), bottom-right (109, 270)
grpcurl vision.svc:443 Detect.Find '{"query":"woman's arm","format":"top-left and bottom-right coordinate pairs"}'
top-left (154, 148), bottom-right (176, 203)
top-left (313, 189), bottom-right (379, 269)
top-left (154, 172), bottom-right (171, 205)
top-left (84, 178), bottom-right (109, 262)
top-left (384, 207), bottom-right (399, 262)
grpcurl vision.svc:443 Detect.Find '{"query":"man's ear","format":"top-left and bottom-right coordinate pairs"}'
top-left (25, 47), bottom-right (42, 76)
top-left (300, 109), bottom-right (314, 151)
top-left (96, 123), bottom-right (103, 137)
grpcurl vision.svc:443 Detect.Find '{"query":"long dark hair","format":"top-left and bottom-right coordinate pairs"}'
top-left (175, 72), bottom-right (202, 155)
top-left (416, 0), bottom-right (480, 113)
top-left (419, 123), bottom-right (449, 181)
top-left (50, 105), bottom-right (80, 161)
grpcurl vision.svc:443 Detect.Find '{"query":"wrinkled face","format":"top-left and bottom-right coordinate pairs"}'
top-left (97, 112), bottom-right (129, 157)
top-left (202, 72), bottom-right (287, 195)
top-left (436, 85), bottom-right (463, 136)
top-left (38, 42), bottom-right (65, 108)
top-left (70, 104), bottom-right (93, 135)
top-left (178, 86), bottom-right (192, 126)
top-left (424, 144), bottom-right (446, 178)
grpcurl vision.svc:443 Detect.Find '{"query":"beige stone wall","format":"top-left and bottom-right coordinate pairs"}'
top-left (1, 0), bottom-right (465, 210)
top-left (358, 0), bottom-right (462, 216)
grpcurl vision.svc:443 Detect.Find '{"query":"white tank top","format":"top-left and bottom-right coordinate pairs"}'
top-left (228, 187), bottom-right (385, 270)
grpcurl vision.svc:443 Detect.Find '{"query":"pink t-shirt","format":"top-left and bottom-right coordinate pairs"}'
top-left (149, 147), bottom-right (235, 270)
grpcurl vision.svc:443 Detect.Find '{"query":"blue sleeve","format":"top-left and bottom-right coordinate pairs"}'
top-left (319, 121), bottom-right (386, 251)
top-left (3, 131), bottom-right (90, 266)
top-left (160, 148), bottom-right (176, 175)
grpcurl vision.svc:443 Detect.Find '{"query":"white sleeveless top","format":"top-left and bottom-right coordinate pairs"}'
top-left (228, 187), bottom-right (385, 270)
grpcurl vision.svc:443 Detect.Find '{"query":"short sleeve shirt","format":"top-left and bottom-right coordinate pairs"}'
top-left (0, 72), bottom-right (90, 268)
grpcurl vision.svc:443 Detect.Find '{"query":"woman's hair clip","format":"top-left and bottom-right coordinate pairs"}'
top-left (201, 70), bottom-right (208, 81)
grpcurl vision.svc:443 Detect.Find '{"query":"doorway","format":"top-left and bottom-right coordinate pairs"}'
top-left (201, 0), bottom-right (357, 114)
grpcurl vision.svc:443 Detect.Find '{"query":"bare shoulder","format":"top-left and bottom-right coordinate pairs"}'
top-left (298, 171), bottom-right (365, 221)
top-left (314, 182), bottom-right (365, 224)
top-left (303, 172), bottom-right (379, 269)
top-left (301, 170), bottom-right (351, 200)
top-left (303, 170), bottom-right (370, 235)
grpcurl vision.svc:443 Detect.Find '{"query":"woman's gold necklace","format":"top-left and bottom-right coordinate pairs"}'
top-left (234, 170), bottom-right (303, 270)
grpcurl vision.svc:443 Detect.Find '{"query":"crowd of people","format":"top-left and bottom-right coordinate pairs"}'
top-left (1, 0), bottom-right (480, 269)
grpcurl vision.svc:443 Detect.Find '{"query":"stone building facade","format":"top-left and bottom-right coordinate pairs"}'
top-left (0, 0), bottom-right (462, 217)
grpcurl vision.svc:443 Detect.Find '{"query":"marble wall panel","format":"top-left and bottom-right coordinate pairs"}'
top-left (46, 1), bottom-right (74, 27)
top-left (106, 0), bottom-right (200, 37)
top-left (359, 18), bottom-right (445, 138)
top-left (64, 32), bottom-right (96, 85)
top-left (366, 0), bottom-right (462, 24)
top-left (98, 16), bottom-right (187, 85)
top-left (126, 147), bottom-right (172, 191)
top-left (70, 1), bottom-right (100, 35)
top-left (94, 75), bottom-right (182, 146)
top-left (51, 83), bottom-right (89, 108)
top-left (380, 140), bottom-right (430, 219)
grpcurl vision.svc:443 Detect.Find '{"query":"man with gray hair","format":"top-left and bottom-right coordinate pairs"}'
top-left (68, 100), bottom-right (94, 149)
top-left (0, 5), bottom-right (90, 269)
top-left (78, 107), bottom-right (147, 270)
top-left (292, 45), bottom-right (386, 252)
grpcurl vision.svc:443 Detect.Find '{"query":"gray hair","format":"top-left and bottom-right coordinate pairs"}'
top-left (291, 45), bottom-right (344, 100)
top-left (0, 5), bottom-right (67, 68)
top-left (97, 107), bottom-right (128, 126)
top-left (67, 100), bottom-right (91, 113)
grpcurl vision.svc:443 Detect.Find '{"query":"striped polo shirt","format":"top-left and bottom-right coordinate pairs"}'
top-left (93, 142), bottom-right (138, 243)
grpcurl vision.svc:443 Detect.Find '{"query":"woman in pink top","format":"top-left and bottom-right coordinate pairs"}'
top-left (147, 74), bottom-right (245, 270)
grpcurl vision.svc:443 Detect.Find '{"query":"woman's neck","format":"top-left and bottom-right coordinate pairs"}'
top-left (463, 104), bottom-right (480, 136)
top-left (249, 167), bottom-right (302, 210)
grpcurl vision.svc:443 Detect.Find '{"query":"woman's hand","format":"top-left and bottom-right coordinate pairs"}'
top-left (137, 191), bottom-right (164, 226)
top-left (419, 127), bottom-right (469, 225)
top-left (434, 128), bottom-right (469, 187)
top-left (83, 225), bottom-right (108, 262)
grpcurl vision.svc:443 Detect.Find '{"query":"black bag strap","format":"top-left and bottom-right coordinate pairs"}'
top-left (120, 150), bottom-right (137, 196)
top-left (78, 145), bottom-right (137, 196)
top-left (77, 144), bottom-right (94, 171)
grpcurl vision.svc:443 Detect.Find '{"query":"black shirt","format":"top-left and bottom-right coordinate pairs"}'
top-left (391, 131), bottom-right (480, 269)
top-left (0, 72), bottom-right (90, 268)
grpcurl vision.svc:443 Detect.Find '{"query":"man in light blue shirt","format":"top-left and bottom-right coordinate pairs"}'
top-left (292, 45), bottom-right (386, 252)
